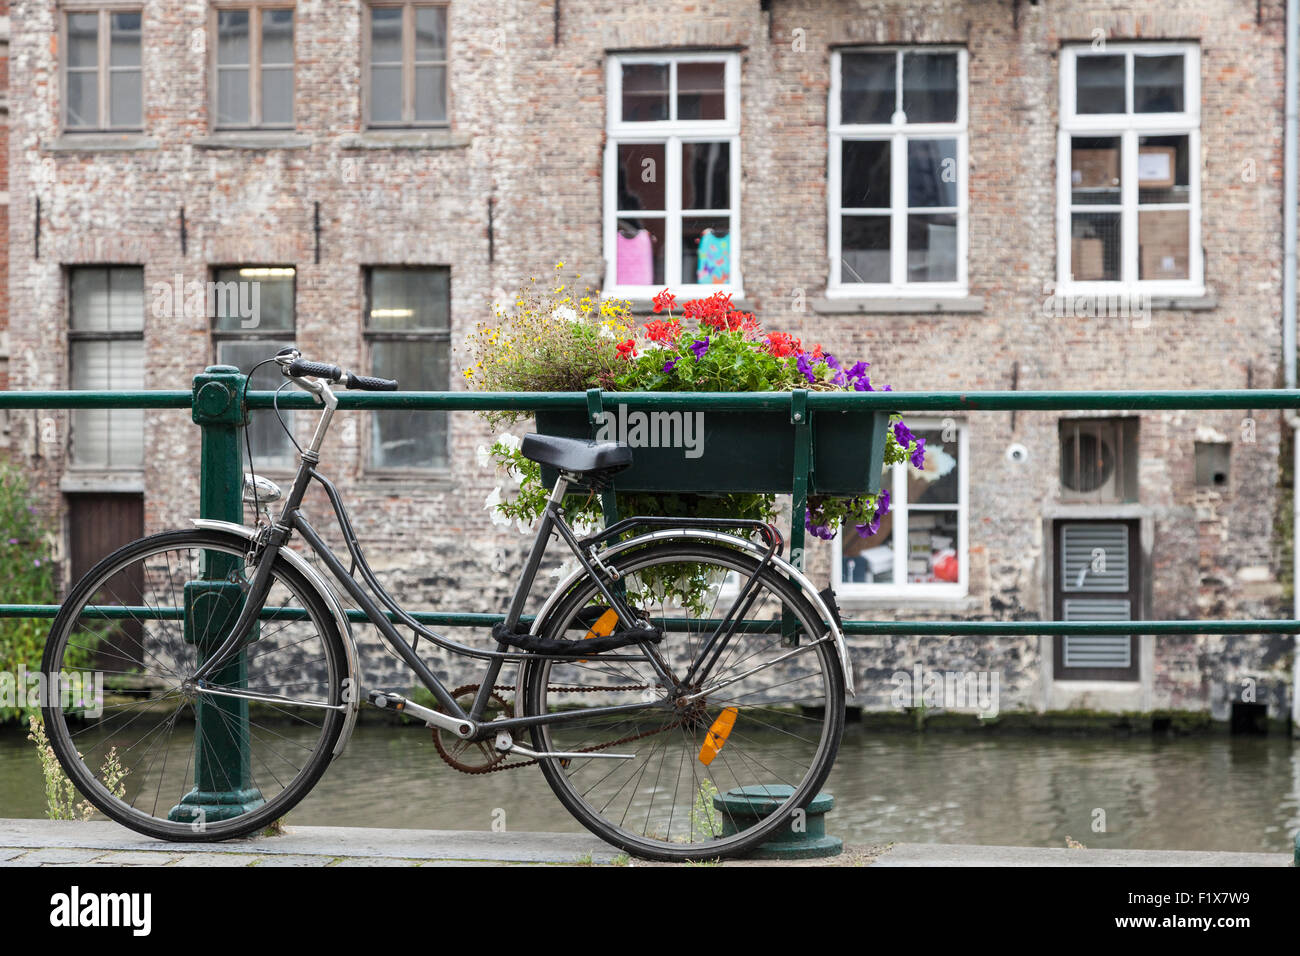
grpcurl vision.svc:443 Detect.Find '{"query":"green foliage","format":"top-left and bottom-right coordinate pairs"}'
top-left (27, 716), bottom-right (92, 821)
top-left (0, 465), bottom-right (60, 724)
top-left (689, 778), bottom-right (723, 841)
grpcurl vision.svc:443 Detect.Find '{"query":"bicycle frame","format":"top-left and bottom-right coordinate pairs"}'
top-left (188, 373), bottom-right (783, 744)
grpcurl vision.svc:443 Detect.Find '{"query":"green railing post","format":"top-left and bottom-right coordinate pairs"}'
top-left (586, 388), bottom-right (622, 530)
top-left (167, 365), bottom-right (264, 825)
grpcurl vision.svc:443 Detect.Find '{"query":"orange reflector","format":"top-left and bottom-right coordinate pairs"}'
top-left (697, 707), bottom-right (738, 766)
top-left (579, 608), bottom-right (620, 662)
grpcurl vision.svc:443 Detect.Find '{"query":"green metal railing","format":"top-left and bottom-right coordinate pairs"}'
top-left (4, 370), bottom-right (1300, 638)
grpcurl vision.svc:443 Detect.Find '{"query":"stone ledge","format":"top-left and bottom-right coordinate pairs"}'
top-left (44, 133), bottom-right (159, 153)
top-left (193, 132), bottom-right (312, 150)
top-left (338, 129), bottom-right (472, 150)
top-left (1148, 292), bottom-right (1217, 311)
top-left (811, 296), bottom-right (985, 314)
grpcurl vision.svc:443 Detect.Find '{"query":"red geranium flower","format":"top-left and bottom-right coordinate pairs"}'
top-left (615, 338), bottom-right (637, 360)
top-left (764, 332), bottom-right (802, 357)
top-left (643, 318), bottom-right (682, 343)
top-left (652, 289), bottom-right (677, 314)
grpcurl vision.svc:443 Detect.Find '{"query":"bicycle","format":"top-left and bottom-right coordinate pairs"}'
top-left (41, 347), bottom-right (853, 861)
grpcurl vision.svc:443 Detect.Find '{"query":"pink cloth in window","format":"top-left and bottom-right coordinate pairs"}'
top-left (616, 229), bottom-right (654, 285)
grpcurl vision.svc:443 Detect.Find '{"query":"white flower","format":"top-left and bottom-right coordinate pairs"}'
top-left (497, 432), bottom-right (522, 454)
top-left (484, 487), bottom-right (513, 528)
top-left (476, 444), bottom-right (492, 469)
top-left (598, 324), bottom-right (616, 339)
top-left (516, 516), bottom-right (536, 535)
top-left (549, 556), bottom-right (582, 580)
top-left (552, 305), bottom-right (580, 324)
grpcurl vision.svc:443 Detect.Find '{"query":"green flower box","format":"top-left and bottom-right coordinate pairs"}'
top-left (534, 405), bottom-right (890, 496)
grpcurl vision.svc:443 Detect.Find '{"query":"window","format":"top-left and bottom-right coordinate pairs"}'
top-left (63, 9), bottom-right (143, 131)
top-left (211, 267), bottom-right (297, 469)
top-left (364, 267), bottom-right (450, 469)
top-left (69, 267), bottom-right (145, 468)
top-left (213, 4), bottom-right (294, 128)
top-left (833, 420), bottom-right (968, 597)
top-left (1059, 417), bottom-right (1138, 503)
top-left (604, 53), bottom-right (741, 294)
top-left (828, 48), bottom-right (967, 294)
top-left (1058, 44), bottom-right (1201, 291)
top-left (1053, 520), bottom-right (1141, 681)
top-left (365, 3), bottom-right (448, 127)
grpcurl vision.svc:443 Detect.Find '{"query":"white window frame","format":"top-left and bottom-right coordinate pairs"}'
top-left (827, 46), bottom-right (969, 298)
top-left (832, 419), bottom-right (969, 599)
top-left (604, 52), bottom-right (742, 298)
top-left (1057, 42), bottom-right (1202, 296)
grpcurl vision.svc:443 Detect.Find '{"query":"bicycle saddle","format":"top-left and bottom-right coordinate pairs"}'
top-left (520, 433), bottom-right (632, 475)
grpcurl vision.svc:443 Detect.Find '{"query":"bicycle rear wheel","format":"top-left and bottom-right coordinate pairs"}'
top-left (40, 529), bottom-right (347, 841)
top-left (523, 540), bottom-right (844, 861)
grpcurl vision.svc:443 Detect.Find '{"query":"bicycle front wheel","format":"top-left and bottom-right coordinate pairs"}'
top-left (40, 529), bottom-right (347, 841)
top-left (523, 540), bottom-right (845, 861)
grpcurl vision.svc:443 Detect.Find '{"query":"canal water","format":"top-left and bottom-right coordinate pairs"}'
top-left (2, 723), bottom-right (1297, 852)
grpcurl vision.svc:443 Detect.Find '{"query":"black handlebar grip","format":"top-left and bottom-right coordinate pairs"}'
top-left (287, 359), bottom-right (343, 381)
top-left (345, 373), bottom-right (399, 391)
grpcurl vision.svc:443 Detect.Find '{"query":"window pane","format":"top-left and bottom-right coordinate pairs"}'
top-left (71, 267), bottom-right (144, 332)
top-left (1137, 134), bottom-right (1190, 203)
top-left (841, 140), bottom-right (890, 208)
top-left (111, 71), bottom-right (142, 127)
top-left (622, 63), bottom-right (669, 122)
top-left (66, 72), bottom-right (99, 128)
top-left (414, 65), bottom-right (447, 122)
top-left (905, 509), bottom-right (959, 583)
top-left (371, 6), bottom-right (402, 62)
top-left (616, 143), bottom-right (665, 211)
top-left (683, 218), bottom-right (731, 285)
top-left (677, 61), bottom-right (725, 120)
top-left (1134, 54), bottom-right (1184, 113)
top-left (261, 9), bottom-right (294, 65)
top-left (1075, 54), bottom-right (1125, 113)
top-left (902, 52), bottom-right (958, 123)
top-left (415, 5), bottom-right (447, 60)
top-left (262, 66), bottom-right (293, 125)
top-left (841, 216), bottom-right (891, 283)
top-left (910, 429), bottom-right (959, 504)
top-left (1139, 209), bottom-right (1189, 280)
top-left (615, 218), bottom-right (665, 286)
top-left (71, 340), bottom-right (144, 468)
top-left (841, 515), bottom-right (894, 583)
top-left (1071, 136), bottom-right (1121, 204)
top-left (907, 213), bottom-right (958, 282)
top-left (67, 13), bottom-right (98, 69)
top-left (217, 69), bottom-right (250, 125)
top-left (218, 339), bottom-right (295, 468)
top-left (840, 52), bottom-right (895, 124)
top-left (217, 10), bottom-right (250, 65)
top-left (907, 138), bottom-right (958, 207)
top-left (681, 142), bottom-right (730, 210)
top-left (370, 340), bottom-right (448, 468)
top-left (212, 268), bottom-right (295, 332)
top-left (109, 13), bottom-right (141, 67)
top-left (1070, 213), bottom-right (1121, 281)
top-left (370, 65), bottom-right (402, 122)
top-left (367, 267), bottom-right (450, 330)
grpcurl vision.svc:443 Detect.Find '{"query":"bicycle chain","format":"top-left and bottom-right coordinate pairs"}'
top-left (433, 682), bottom-right (683, 775)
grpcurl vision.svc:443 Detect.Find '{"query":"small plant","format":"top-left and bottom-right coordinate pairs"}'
top-left (1065, 835), bottom-right (1087, 849)
top-left (27, 716), bottom-right (92, 821)
top-left (689, 779), bottom-right (723, 841)
top-left (610, 853), bottom-right (631, 867)
top-left (573, 852), bottom-right (594, 866)
top-left (260, 817), bottom-right (287, 837)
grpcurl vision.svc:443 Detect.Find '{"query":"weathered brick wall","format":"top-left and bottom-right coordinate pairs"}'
top-left (5, 0), bottom-right (1294, 715)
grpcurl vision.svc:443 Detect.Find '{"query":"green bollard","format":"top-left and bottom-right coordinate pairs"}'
top-left (168, 366), bottom-right (265, 824)
top-left (714, 785), bottom-right (843, 860)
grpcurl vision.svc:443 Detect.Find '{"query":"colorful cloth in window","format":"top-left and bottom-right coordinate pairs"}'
top-left (616, 228), bottom-right (654, 286)
top-left (696, 230), bottom-right (730, 284)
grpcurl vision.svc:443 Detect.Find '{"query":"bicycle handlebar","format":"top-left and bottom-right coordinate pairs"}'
top-left (279, 350), bottom-right (399, 391)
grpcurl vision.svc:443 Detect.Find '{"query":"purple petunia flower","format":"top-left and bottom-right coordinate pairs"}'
top-left (689, 337), bottom-right (710, 360)
top-left (893, 421), bottom-right (917, 448)
top-left (910, 437), bottom-right (927, 470)
top-left (663, 358), bottom-right (678, 373)
top-left (846, 361), bottom-right (869, 381)
top-left (855, 489), bottom-right (891, 538)
top-left (6, 538), bottom-right (16, 545)
top-left (803, 510), bottom-right (835, 540)
top-left (796, 353), bottom-right (817, 384)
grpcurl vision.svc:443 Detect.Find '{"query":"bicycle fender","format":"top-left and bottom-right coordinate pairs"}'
top-left (191, 519), bottom-right (361, 756)
top-left (532, 528), bottom-right (855, 699)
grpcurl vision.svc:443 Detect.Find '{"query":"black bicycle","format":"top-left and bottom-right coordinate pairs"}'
top-left (41, 347), bottom-right (850, 860)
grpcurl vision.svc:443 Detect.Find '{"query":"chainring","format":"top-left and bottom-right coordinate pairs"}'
top-left (432, 684), bottom-right (515, 773)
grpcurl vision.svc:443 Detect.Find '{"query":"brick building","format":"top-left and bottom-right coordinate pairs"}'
top-left (4, 0), bottom-right (1295, 723)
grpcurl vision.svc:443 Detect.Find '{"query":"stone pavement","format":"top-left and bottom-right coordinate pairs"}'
top-left (0, 820), bottom-right (1290, 866)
